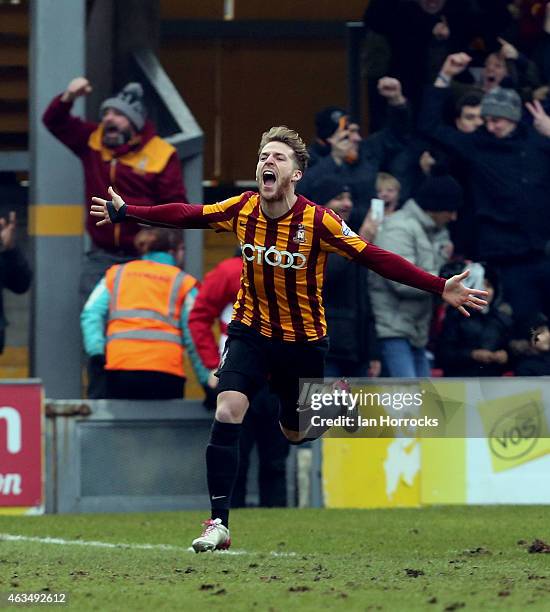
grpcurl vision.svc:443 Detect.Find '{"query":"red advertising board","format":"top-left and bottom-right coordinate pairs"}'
top-left (0, 382), bottom-right (43, 508)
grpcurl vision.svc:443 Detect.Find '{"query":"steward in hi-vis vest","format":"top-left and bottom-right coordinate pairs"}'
top-left (81, 228), bottom-right (203, 399)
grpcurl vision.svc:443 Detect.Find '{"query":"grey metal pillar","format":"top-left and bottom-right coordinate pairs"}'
top-left (29, 0), bottom-right (86, 398)
top-left (182, 153), bottom-right (204, 281)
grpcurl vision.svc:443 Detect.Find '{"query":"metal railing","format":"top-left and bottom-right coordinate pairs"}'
top-left (45, 398), bottom-right (297, 514)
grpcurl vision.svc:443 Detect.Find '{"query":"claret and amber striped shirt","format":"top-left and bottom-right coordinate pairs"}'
top-left (125, 192), bottom-right (445, 342)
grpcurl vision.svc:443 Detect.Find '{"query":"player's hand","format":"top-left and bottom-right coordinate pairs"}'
top-left (377, 77), bottom-right (406, 106)
top-left (440, 53), bottom-right (472, 79)
top-left (90, 186), bottom-right (125, 226)
top-left (526, 99), bottom-right (550, 137)
top-left (0, 211), bottom-right (17, 251)
top-left (61, 77), bottom-right (92, 103)
top-left (442, 269), bottom-right (488, 317)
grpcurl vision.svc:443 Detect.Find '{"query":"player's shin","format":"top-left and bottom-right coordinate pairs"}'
top-left (206, 419), bottom-right (241, 528)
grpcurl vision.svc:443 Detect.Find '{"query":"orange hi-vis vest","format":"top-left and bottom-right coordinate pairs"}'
top-left (104, 260), bottom-right (197, 377)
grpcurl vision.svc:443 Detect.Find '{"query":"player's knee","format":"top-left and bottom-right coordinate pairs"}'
top-left (215, 391), bottom-right (248, 423)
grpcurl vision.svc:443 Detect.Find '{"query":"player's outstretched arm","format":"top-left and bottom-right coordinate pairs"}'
top-left (90, 186), bottom-right (226, 230)
top-left (441, 269), bottom-right (488, 317)
top-left (325, 228), bottom-right (488, 317)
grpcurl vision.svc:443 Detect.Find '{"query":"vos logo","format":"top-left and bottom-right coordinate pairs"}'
top-left (489, 401), bottom-right (541, 461)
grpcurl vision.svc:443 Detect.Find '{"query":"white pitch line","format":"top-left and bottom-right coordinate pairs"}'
top-left (0, 533), bottom-right (296, 557)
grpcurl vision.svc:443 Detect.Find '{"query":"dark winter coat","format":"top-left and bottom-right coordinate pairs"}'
top-left (437, 301), bottom-right (514, 377)
top-left (420, 86), bottom-right (550, 262)
top-left (515, 351), bottom-right (550, 376)
top-left (323, 254), bottom-right (379, 365)
top-left (0, 247), bottom-right (32, 354)
top-left (299, 105), bottom-right (410, 230)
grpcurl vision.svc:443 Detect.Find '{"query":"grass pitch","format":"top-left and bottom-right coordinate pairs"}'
top-left (0, 506), bottom-right (549, 611)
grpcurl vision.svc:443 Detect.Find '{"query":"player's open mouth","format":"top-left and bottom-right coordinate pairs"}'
top-left (262, 170), bottom-right (276, 187)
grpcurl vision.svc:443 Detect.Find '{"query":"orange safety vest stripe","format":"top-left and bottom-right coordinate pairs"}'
top-left (104, 260), bottom-right (197, 377)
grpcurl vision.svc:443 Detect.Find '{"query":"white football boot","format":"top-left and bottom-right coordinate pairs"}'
top-left (191, 518), bottom-right (231, 553)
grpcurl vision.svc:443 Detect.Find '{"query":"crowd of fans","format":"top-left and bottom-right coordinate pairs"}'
top-left (9, 0), bottom-right (547, 508)
top-left (297, 0), bottom-right (550, 379)
top-left (34, 1), bottom-right (550, 388)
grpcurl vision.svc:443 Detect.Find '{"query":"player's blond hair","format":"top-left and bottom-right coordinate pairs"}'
top-left (258, 126), bottom-right (310, 172)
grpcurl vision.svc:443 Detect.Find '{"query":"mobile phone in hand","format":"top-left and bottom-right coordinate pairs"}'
top-left (370, 198), bottom-right (385, 223)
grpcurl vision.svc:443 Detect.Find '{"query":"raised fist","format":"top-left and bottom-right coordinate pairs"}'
top-left (440, 53), bottom-right (472, 79)
top-left (377, 77), bottom-right (405, 105)
top-left (61, 77), bottom-right (92, 103)
top-left (498, 37), bottom-right (519, 61)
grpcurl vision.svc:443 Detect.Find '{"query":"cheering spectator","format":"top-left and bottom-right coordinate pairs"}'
top-left (358, 172), bottom-right (401, 243)
top-left (298, 77), bottom-right (410, 230)
top-left (421, 52), bottom-right (550, 327)
top-left (363, 0), bottom-right (480, 115)
top-left (369, 174), bottom-right (461, 377)
top-left (43, 78), bottom-right (187, 397)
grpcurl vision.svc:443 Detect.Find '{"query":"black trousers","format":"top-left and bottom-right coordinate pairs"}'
top-left (106, 370), bottom-right (185, 400)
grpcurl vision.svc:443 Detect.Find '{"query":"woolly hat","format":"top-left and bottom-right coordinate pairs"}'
top-left (416, 174), bottom-right (463, 212)
top-left (307, 176), bottom-right (350, 206)
top-left (100, 82), bottom-right (147, 131)
top-left (480, 86), bottom-right (522, 123)
top-left (315, 106), bottom-right (348, 140)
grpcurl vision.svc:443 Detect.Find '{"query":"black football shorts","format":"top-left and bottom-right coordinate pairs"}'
top-left (216, 321), bottom-right (328, 425)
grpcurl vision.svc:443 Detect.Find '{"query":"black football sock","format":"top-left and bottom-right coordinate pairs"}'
top-left (206, 419), bottom-right (242, 528)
